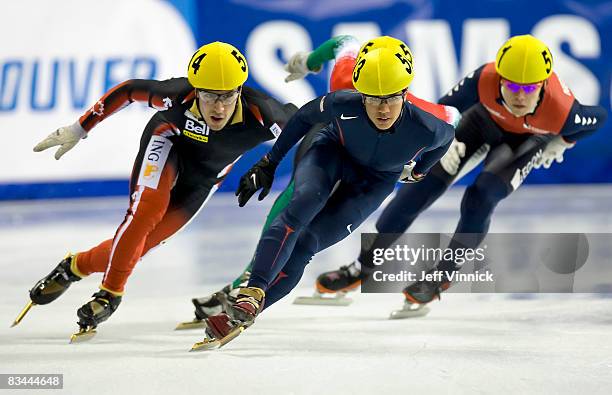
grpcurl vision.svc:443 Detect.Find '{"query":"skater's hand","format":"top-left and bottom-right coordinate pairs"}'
top-left (399, 161), bottom-right (425, 183)
top-left (283, 51), bottom-right (320, 83)
top-left (33, 122), bottom-right (87, 160)
top-left (440, 138), bottom-right (466, 175)
top-left (236, 154), bottom-right (277, 207)
top-left (537, 136), bottom-right (574, 169)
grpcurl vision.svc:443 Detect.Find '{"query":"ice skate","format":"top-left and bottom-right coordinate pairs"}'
top-left (293, 262), bottom-right (361, 306)
top-left (389, 301), bottom-right (431, 319)
top-left (190, 287), bottom-right (264, 351)
top-left (12, 253), bottom-right (81, 327)
top-left (402, 271), bottom-right (451, 305)
top-left (70, 290), bottom-right (122, 343)
top-left (176, 272), bottom-right (249, 330)
top-left (175, 290), bottom-right (233, 330)
top-left (390, 270), bottom-right (450, 319)
top-left (190, 313), bottom-right (247, 351)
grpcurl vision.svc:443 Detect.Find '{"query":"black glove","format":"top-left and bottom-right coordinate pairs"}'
top-left (236, 154), bottom-right (277, 207)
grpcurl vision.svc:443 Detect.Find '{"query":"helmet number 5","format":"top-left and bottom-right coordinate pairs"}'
top-left (541, 50), bottom-right (552, 73)
top-left (395, 53), bottom-right (413, 74)
top-left (231, 50), bottom-right (247, 72)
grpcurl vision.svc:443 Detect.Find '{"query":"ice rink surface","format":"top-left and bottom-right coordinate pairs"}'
top-left (1, 185), bottom-right (612, 394)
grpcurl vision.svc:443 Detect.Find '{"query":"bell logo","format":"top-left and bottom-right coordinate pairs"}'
top-left (184, 119), bottom-right (208, 135)
top-left (183, 119), bottom-right (210, 142)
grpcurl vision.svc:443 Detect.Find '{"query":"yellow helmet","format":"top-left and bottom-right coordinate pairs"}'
top-left (352, 47), bottom-right (414, 96)
top-left (187, 42), bottom-right (248, 90)
top-left (495, 34), bottom-right (553, 84)
top-left (357, 35), bottom-right (414, 67)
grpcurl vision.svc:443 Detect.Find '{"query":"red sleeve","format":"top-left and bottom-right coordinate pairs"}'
top-left (330, 56), bottom-right (356, 92)
top-left (405, 92), bottom-right (461, 126)
top-left (78, 78), bottom-right (192, 132)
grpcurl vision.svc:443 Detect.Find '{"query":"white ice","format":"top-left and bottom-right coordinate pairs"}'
top-left (1, 185), bottom-right (612, 394)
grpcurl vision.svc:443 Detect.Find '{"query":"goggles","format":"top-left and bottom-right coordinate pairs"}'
top-left (502, 80), bottom-right (542, 94)
top-left (362, 91), bottom-right (406, 106)
top-left (197, 88), bottom-right (241, 105)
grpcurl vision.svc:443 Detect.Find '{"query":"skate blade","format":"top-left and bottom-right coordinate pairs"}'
top-left (389, 305), bottom-right (430, 320)
top-left (293, 292), bottom-right (352, 306)
top-left (70, 327), bottom-right (97, 343)
top-left (11, 300), bottom-right (35, 327)
top-left (175, 319), bottom-right (206, 331)
top-left (190, 325), bottom-right (244, 352)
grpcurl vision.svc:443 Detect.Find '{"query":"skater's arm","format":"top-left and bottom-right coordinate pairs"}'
top-left (308, 35), bottom-right (360, 70)
top-left (33, 78), bottom-right (192, 160)
top-left (406, 93), bottom-right (462, 127)
top-left (438, 65), bottom-right (485, 113)
top-left (78, 78), bottom-right (192, 132)
top-left (267, 93), bottom-right (336, 165)
top-left (559, 101), bottom-right (608, 143)
top-left (413, 122), bottom-right (455, 176)
top-left (242, 87), bottom-right (298, 140)
top-left (285, 35), bottom-right (360, 84)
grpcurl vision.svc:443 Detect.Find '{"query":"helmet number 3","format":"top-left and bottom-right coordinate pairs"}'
top-left (190, 53), bottom-right (206, 75)
top-left (352, 58), bottom-right (366, 82)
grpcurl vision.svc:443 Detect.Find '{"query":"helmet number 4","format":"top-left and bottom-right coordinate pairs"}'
top-left (190, 53), bottom-right (207, 75)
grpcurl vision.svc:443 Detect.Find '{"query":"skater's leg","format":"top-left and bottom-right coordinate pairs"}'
top-left (80, 130), bottom-right (179, 293)
top-left (247, 142), bottom-right (343, 290)
top-left (230, 180), bottom-right (296, 287)
top-left (439, 134), bottom-right (551, 271)
top-left (226, 126), bottom-right (322, 288)
top-left (75, 129), bottom-right (180, 284)
top-left (264, 178), bottom-right (396, 308)
top-left (403, 135), bottom-right (551, 305)
top-left (262, 231), bottom-right (317, 307)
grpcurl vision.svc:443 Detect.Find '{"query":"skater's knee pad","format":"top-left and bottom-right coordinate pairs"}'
top-left (461, 172), bottom-right (509, 219)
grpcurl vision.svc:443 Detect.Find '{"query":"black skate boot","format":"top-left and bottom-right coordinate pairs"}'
top-left (70, 290), bottom-right (122, 343)
top-left (12, 253), bottom-right (82, 327)
top-left (175, 291), bottom-right (232, 330)
top-left (30, 253), bottom-right (82, 305)
top-left (192, 290), bottom-right (232, 321)
top-left (316, 262), bottom-right (363, 294)
top-left (402, 270), bottom-right (451, 305)
top-left (389, 270), bottom-right (450, 320)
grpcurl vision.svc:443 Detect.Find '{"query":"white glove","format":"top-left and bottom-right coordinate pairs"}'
top-left (33, 121), bottom-right (87, 160)
top-left (440, 138), bottom-right (466, 175)
top-left (539, 136), bottom-right (575, 169)
top-left (284, 52), bottom-right (319, 82)
top-left (399, 161), bottom-right (425, 183)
